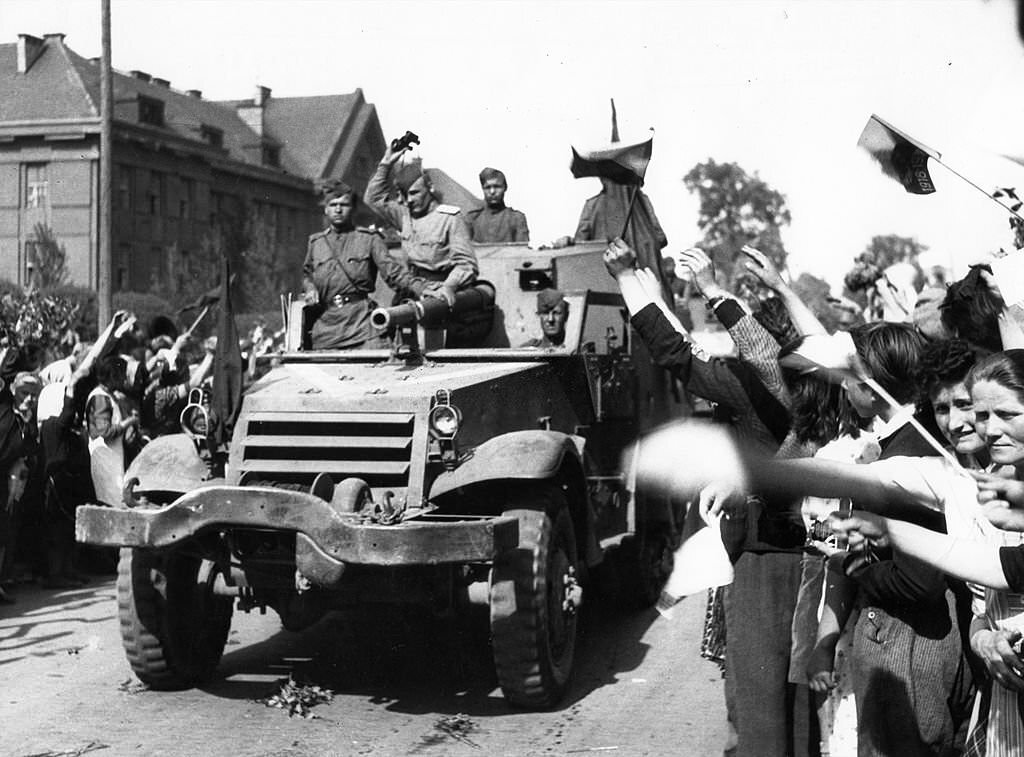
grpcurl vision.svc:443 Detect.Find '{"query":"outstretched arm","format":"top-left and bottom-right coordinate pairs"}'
top-left (832, 512), bottom-right (1012, 590)
top-left (741, 246), bottom-right (827, 337)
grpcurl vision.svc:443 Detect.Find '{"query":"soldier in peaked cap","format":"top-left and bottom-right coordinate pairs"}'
top-left (520, 289), bottom-right (570, 349)
top-left (303, 180), bottom-right (421, 350)
top-left (465, 167), bottom-right (530, 244)
top-left (364, 141), bottom-right (478, 309)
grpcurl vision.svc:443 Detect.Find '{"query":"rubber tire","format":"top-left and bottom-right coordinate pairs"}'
top-left (619, 528), bottom-right (674, 609)
top-left (117, 547), bottom-right (233, 690)
top-left (489, 495), bottom-right (580, 709)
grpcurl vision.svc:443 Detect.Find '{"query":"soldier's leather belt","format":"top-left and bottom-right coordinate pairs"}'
top-left (331, 293), bottom-right (368, 306)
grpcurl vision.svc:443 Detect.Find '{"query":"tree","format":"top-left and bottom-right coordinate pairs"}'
top-left (842, 234), bottom-right (927, 304)
top-left (682, 159), bottom-right (792, 288)
top-left (790, 272), bottom-right (842, 334)
top-left (29, 223), bottom-right (69, 289)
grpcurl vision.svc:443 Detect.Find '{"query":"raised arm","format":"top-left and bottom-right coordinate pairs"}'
top-left (679, 247), bottom-right (789, 408)
top-left (741, 246), bottom-right (827, 337)
top-left (363, 144), bottom-right (406, 230)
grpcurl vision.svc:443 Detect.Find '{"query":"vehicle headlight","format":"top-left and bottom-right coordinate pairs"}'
top-left (428, 404), bottom-right (462, 439)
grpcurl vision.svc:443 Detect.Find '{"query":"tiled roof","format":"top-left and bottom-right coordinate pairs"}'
top-left (1, 35), bottom-right (381, 184)
top-left (0, 38), bottom-right (96, 121)
top-left (219, 93), bottom-right (369, 179)
top-left (65, 47), bottom-right (278, 171)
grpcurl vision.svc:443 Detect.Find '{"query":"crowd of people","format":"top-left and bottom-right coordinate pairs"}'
top-left (604, 233), bottom-right (1024, 756)
top-left (0, 308), bottom-right (282, 602)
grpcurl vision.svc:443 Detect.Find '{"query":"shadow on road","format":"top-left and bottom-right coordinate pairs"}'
top-left (0, 582), bottom-right (116, 666)
top-left (206, 596), bottom-right (659, 717)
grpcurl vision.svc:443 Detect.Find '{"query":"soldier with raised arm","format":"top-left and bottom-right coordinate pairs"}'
top-left (364, 140), bottom-right (477, 308)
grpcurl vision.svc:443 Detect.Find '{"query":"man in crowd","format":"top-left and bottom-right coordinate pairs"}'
top-left (303, 180), bottom-right (420, 350)
top-left (520, 289), bottom-right (569, 348)
top-left (364, 142), bottom-right (478, 308)
top-left (465, 167), bottom-right (530, 243)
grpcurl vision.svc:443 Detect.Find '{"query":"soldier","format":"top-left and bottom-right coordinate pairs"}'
top-left (364, 142), bottom-right (477, 307)
top-left (465, 167), bottom-right (530, 243)
top-left (303, 180), bottom-right (419, 350)
top-left (520, 289), bottom-right (569, 349)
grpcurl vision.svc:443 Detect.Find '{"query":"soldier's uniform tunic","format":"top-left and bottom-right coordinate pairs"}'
top-left (364, 163), bottom-right (477, 295)
top-left (465, 205), bottom-right (530, 244)
top-left (302, 225), bottom-right (417, 350)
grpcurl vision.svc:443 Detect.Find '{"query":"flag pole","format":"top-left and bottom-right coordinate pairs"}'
top-left (936, 158), bottom-right (1024, 223)
top-left (620, 184), bottom-right (640, 239)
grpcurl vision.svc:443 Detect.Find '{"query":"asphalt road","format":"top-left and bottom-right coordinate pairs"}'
top-left (0, 570), bottom-right (726, 757)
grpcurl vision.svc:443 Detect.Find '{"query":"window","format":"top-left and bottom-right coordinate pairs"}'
top-left (200, 125), bottom-right (224, 148)
top-left (262, 144), bottom-right (280, 167)
top-left (138, 95), bottom-right (165, 127)
top-left (23, 239), bottom-right (38, 285)
top-left (116, 165), bottom-right (132, 211)
top-left (150, 246), bottom-right (164, 286)
top-left (24, 163), bottom-right (48, 208)
top-left (179, 177), bottom-right (195, 219)
top-left (147, 171), bottom-right (164, 216)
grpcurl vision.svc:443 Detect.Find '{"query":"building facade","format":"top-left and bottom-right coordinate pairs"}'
top-left (0, 33), bottom-right (386, 294)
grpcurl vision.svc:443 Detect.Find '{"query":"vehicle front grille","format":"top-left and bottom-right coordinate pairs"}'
top-left (237, 411), bottom-right (414, 489)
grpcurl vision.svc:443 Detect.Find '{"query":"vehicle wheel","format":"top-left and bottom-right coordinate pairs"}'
top-left (117, 547), bottom-right (233, 689)
top-left (620, 527), bottom-right (674, 608)
top-left (489, 496), bottom-right (581, 709)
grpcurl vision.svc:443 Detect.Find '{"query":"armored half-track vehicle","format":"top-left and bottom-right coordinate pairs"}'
top-left (76, 241), bottom-right (686, 708)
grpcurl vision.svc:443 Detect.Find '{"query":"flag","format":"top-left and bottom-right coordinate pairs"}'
top-left (178, 273), bottom-right (237, 314)
top-left (211, 257), bottom-right (243, 448)
top-left (857, 114), bottom-right (940, 195)
top-left (570, 136), bottom-right (653, 186)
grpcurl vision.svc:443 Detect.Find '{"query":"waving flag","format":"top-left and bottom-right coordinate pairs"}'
top-left (857, 114), bottom-right (940, 195)
top-left (570, 135), bottom-right (653, 186)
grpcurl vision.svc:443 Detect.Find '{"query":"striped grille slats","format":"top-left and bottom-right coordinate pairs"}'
top-left (239, 412), bottom-right (414, 488)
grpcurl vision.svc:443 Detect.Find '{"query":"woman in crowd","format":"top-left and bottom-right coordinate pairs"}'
top-left (825, 348), bottom-right (1024, 755)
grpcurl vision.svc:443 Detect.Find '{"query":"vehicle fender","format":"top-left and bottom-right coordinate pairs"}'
top-left (428, 430), bottom-right (584, 500)
top-left (123, 434), bottom-right (209, 499)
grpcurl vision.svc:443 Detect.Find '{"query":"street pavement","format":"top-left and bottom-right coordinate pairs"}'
top-left (0, 572), bottom-right (726, 756)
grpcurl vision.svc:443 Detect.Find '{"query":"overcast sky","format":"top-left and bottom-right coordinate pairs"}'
top-left (5, 0), bottom-right (1024, 289)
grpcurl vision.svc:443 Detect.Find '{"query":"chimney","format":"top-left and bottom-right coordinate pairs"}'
top-left (43, 33), bottom-right (66, 43)
top-left (153, 78), bottom-right (170, 88)
top-left (186, 89), bottom-right (203, 99)
top-left (16, 34), bottom-right (44, 74)
top-left (237, 85), bottom-right (271, 137)
top-left (129, 70), bottom-right (151, 82)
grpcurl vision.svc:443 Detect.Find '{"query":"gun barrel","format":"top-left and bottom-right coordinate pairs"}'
top-left (370, 301), bottom-right (422, 330)
top-left (370, 282), bottom-right (495, 331)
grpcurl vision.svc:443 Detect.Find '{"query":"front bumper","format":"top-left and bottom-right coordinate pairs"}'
top-left (75, 485), bottom-right (518, 566)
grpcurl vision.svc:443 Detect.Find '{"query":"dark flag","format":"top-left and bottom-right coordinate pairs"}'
top-left (211, 257), bottom-right (242, 448)
top-left (177, 273), bottom-right (238, 314)
top-left (570, 136), bottom-right (654, 186)
top-left (857, 114), bottom-right (940, 195)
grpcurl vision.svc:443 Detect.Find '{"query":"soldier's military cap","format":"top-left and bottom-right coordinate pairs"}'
top-left (321, 179), bottom-right (357, 204)
top-left (536, 288), bottom-right (566, 313)
top-left (479, 167), bottom-right (507, 186)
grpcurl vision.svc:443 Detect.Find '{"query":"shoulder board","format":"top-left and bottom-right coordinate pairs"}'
top-left (436, 204), bottom-right (461, 215)
top-left (355, 226), bottom-right (384, 237)
top-left (308, 230), bottom-right (328, 240)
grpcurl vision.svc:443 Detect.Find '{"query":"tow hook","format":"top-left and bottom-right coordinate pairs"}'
top-left (562, 567), bottom-right (582, 615)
